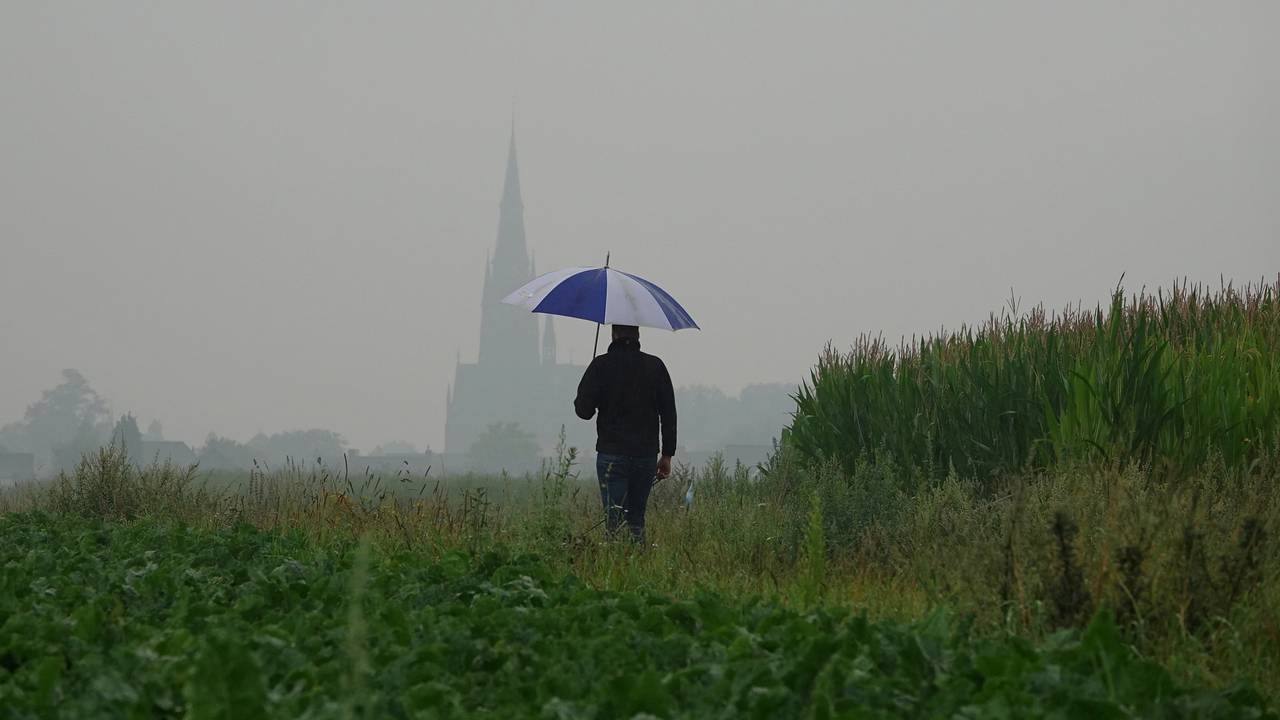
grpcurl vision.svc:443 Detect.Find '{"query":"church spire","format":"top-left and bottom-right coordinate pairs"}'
top-left (476, 126), bottom-right (538, 367)
top-left (501, 128), bottom-right (523, 212)
top-left (491, 128), bottom-right (528, 272)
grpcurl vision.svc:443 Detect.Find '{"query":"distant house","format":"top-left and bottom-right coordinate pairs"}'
top-left (136, 441), bottom-right (198, 467)
top-left (0, 452), bottom-right (35, 484)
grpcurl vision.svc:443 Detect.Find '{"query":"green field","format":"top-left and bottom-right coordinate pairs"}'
top-left (1, 512), bottom-right (1273, 719)
top-left (2, 281), bottom-right (1278, 717)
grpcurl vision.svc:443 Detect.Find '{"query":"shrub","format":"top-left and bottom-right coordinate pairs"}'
top-left (46, 444), bottom-right (207, 523)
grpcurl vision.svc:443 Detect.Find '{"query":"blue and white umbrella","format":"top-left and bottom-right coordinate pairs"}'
top-left (502, 266), bottom-right (699, 332)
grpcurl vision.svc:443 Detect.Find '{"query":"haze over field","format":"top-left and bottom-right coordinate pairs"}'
top-left (2, 3), bottom-right (1278, 452)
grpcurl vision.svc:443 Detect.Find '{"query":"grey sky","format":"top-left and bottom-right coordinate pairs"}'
top-left (2, 2), bottom-right (1277, 451)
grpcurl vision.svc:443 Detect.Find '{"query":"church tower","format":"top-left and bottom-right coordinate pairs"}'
top-left (476, 130), bottom-right (539, 368)
top-left (445, 128), bottom-right (591, 462)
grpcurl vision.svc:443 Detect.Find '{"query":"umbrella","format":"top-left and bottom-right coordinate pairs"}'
top-left (502, 256), bottom-right (698, 354)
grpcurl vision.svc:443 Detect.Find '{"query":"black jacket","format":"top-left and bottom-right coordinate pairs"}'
top-left (574, 339), bottom-right (677, 458)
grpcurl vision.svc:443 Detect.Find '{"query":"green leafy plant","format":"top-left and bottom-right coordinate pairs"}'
top-left (0, 512), bottom-right (1272, 718)
top-left (801, 489), bottom-right (826, 607)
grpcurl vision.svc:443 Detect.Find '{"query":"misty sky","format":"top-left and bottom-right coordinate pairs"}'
top-left (2, 3), bottom-right (1278, 452)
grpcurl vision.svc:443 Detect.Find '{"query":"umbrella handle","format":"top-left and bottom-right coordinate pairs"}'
top-left (592, 252), bottom-right (611, 357)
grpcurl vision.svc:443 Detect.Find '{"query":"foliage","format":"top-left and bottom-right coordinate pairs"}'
top-left (44, 445), bottom-right (209, 523)
top-left (197, 434), bottom-right (256, 471)
top-left (800, 490), bottom-right (826, 608)
top-left (144, 419), bottom-right (165, 441)
top-left (247, 429), bottom-right (347, 467)
top-left (674, 385), bottom-right (736, 451)
top-left (676, 383), bottom-right (795, 451)
top-left (732, 383), bottom-right (800, 445)
top-left (0, 369), bottom-right (112, 469)
top-left (468, 421), bottom-right (540, 474)
top-left (193, 429), bottom-right (349, 471)
top-left (111, 413), bottom-right (143, 464)
top-left (5, 441), bottom-right (1278, 702)
top-left (0, 512), bottom-right (1273, 718)
top-left (788, 280), bottom-right (1280, 485)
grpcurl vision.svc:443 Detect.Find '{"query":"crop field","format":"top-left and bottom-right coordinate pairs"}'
top-left (1, 512), bottom-right (1273, 719)
top-left (2, 281), bottom-right (1278, 717)
top-left (790, 281), bottom-right (1280, 482)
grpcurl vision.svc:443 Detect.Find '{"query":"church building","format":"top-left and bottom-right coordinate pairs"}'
top-left (445, 133), bottom-right (593, 467)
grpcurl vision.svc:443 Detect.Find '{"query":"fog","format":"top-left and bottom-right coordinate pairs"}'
top-left (2, 2), bottom-right (1277, 457)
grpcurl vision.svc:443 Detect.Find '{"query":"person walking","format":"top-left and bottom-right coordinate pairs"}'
top-left (574, 324), bottom-right (677, 543)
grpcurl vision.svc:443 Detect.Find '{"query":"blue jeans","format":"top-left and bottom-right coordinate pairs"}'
top-left (596, 453), bottom-right (657, 542)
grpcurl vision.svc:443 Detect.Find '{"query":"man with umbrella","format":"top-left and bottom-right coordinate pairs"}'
top-left (574, 323), bottom-right (676, 542)
top-left (501, 260), bottom-right (697, 543)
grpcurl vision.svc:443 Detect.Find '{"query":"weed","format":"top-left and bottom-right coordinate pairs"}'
top-left (1049, 511), bottom-right (1092, 628)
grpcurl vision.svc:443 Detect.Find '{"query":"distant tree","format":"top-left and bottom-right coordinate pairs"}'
top-left (52, 418), bottom-right (112, 473)
top-left (468, 422), bottom-right (539, 474)
top-left (725, 383), bottom-right (797, 446)
top-left (672, 383), bottom-right (798, 452)
top-left (247, 429), bottom-right (347, 467)
top-left (0, 423), bottom-right (25, 455)
top-left (197, 433), bottom-right (256, 470)
top-left (144, 419), bottom-right (164, 441)
top-left (674, 385), bottom-right (735, 452)
top-left (111, 414), bottom-right (144, 464)
top-left (11, 369), bottom-right (113, 469)
top-left (372, 440), bottom-right (420, 455)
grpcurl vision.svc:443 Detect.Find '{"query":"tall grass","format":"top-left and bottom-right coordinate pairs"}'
top-left (788, 278), bottom-right (1280, 485)
top-left (4, 442), bottom-right (1277, 695)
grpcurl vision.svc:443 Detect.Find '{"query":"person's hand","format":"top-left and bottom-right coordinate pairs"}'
top-left (656, 454), bottom-right (673, 480)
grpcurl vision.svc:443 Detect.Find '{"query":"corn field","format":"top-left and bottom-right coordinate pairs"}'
top-left (787, 278), bottom-right (1280, 484)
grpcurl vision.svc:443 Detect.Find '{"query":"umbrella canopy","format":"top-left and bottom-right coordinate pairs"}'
top-left (502, 266), bottom-right (699, 331)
